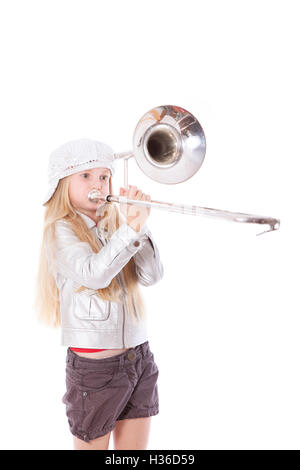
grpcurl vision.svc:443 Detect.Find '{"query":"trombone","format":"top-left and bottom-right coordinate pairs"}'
top-left (88, 105), bottom-right (280, 236)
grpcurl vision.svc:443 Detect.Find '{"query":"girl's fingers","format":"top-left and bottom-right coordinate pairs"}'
top-left (122, 186), bottom-right (151, 210)
top-left (128, 185), bottom-right (137, 198)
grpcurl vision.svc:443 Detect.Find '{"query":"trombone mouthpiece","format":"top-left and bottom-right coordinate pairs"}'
top-left (88, 189), bottom-right (106, 203)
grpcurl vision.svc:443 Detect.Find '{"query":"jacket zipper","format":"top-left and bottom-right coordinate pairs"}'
top-left (118, 271), bottom-right (126, 348)
top-left (97, 229), bottom-right (126, 348)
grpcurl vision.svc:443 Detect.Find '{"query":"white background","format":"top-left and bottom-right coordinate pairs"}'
top-left (0, 0), bottom-right (299, 450)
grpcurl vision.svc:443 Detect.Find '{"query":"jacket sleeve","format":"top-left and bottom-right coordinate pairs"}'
top-left (49, 219), bottom-right (155, 290)
top-left (133, 226), bottom-right (164, 286)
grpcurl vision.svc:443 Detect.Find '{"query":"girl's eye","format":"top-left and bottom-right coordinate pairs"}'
top-left (80, 174), bottom-right (109, 180)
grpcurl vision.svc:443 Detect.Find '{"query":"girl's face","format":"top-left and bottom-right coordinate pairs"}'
top-left (68, 167), bottom-right (111, 220)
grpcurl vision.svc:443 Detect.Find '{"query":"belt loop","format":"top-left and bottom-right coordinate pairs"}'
top-left (119, 355), bottom-right (124, 371)
top-left (69, 350), bottom-right (76, 368)
top-left (141, 341), bottom-right (148, 359)
top-left (67, 347), bottom-right (72, 365)
top-left (72, 354), bottom-right (76, 368)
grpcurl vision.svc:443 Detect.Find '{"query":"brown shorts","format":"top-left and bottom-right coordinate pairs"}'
top-left (62, 341), bottom-right (159, 442)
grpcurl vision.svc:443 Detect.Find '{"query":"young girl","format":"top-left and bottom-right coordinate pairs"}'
top-left (35, 138), bottom-right (164, 450)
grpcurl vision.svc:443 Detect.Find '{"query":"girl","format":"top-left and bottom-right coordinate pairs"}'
top-left (35, 138), bottom-right (164, 450)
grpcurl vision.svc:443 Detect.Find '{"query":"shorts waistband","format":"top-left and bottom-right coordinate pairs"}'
top-left (66, 341), bottom-right (150, 371)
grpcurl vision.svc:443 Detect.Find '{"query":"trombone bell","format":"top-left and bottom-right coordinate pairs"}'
top-left (132, 105), bottom-right (206, 184)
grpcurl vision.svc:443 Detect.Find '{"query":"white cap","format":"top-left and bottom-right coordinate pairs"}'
top-left (43, 138), bottom-right (116, 206)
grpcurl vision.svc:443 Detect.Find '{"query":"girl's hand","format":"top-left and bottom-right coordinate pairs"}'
top-left (119, 185), bottom-right (151, 232)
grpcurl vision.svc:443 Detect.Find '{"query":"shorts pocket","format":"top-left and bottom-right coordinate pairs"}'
top-left (66, 365), bottom-right (118, 393)
top-left (81, 368), bottom-right (118, 392)
top-left (149, 352), bottom-right (159, 374)
top-left (62, 382), bottom-right (85, 436)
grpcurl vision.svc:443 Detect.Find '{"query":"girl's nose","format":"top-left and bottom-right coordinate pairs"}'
top-left (91, 179), bottom-right (105, 191)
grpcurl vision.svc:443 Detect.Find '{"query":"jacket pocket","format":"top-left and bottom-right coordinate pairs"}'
top-left (73, 290), bottom-right (111, 321)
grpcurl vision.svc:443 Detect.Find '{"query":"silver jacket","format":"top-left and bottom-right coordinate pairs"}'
top-left (48, 211), bottom-right (164, 349)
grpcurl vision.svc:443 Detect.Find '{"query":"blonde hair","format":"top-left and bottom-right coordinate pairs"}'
top-left (34, 175), bottom-right (146, 328)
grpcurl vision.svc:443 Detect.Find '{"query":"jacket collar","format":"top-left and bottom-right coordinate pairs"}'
top-left (75, 210), bottom-right (96, 229)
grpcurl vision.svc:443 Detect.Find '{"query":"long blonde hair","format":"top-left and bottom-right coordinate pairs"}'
top-left (34, 175), bottom-right (146, 328)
